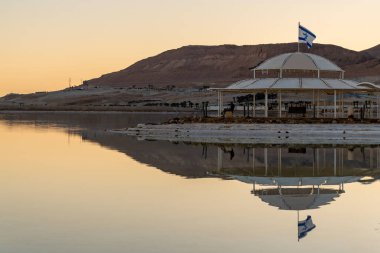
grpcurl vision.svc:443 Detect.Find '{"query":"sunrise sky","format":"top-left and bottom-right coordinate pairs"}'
top-left (1, 0), bottom-right (379, 96)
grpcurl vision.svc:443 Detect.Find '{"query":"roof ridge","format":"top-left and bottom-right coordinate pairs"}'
top-left (306, 53), bottom-right (343, 72)
top-left (303, 53), bottom-right (319, 69)
top-left (281, 53), bottom-right (294, 69)
top-left (339, 79), bottom-right (360, 89)
top-left (319, 78), bottom-right (333, 89)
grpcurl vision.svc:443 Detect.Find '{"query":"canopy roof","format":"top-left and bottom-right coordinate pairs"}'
top-left (216, 78), bottom-right (380, 91)
top-left (255, 52), bottom-right (343, 72)
top-left (258, 191), bottom-right (339, 210)
top-left (211, 52), bottom-right (379, 92)
top-left (229, 175), bottom-right (353, 210)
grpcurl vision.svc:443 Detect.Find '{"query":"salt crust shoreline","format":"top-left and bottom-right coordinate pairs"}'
top-left (120, 123), bottom-right (380, 145)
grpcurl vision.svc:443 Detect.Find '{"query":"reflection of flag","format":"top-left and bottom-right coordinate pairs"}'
top-left (298, 215), bottom-right (316, 239)
top-left (299, 25), bottom-right (316, 49)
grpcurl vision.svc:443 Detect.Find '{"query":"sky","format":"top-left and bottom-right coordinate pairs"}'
top-left (1, 0), bottom-right (380, 96)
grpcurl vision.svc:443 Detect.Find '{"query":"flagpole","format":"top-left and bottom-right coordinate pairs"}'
top-left (298, 22), bottom-right (300, 53)
top-left (297, 210), bottom-right (300, 242)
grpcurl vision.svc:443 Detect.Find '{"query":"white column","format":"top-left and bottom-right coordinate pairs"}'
top-left (313, 148), bottom-right (315, 176)
top-left (377, 94), bottom-right (380, 119)
top-left (334, 148), bottom-right (337, 176)
top-left (218, 91), bottom-right (221, 117)
top-left (312, 90), bottom-right (315, 118)
top-left (265, 90), bottom-right (268, 118)
top-left (316, 148), bottom-right (320, 175)
top-left (317, 90), bottom-right (320, 118)
top-left (279, 91), bottom-right (282, 118)
top-left (341, 92), bottom-right (344, 118)
top-left (252, 148), bottom-right (255, 174)
top-left (220, 91), bottom-right (223, 117)
top-left (217, 147), bottom-right (223, 172)
top-left (334, 90), bottom-right (337, 119)
top-left (277, 147), bottom-right (282, 176)
top-left (253, 93), bottom-right (256, 118)
top-left (218, 91), bottom-right (224, 117)
top-left (264, 148), bottom-right (268, 176)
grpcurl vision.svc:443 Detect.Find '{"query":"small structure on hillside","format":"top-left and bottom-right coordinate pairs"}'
top-left (211, 52), bottom-right (380, 118)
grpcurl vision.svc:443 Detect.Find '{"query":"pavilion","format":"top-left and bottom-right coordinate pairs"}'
top-left (212, 52), bottom-right (380, 118)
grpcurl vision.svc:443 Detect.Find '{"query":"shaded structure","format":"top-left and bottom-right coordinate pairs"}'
top-left (212, 52), bottom-right (380, 118)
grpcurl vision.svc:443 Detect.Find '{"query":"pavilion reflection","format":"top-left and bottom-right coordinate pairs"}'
top-left (210, 145), bottom-right (380, 211)
top-left (208, 145), bottom-right (380, 240)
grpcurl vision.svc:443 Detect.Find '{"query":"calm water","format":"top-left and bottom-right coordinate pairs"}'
top-left (0, 112), bottom-right (379, 253)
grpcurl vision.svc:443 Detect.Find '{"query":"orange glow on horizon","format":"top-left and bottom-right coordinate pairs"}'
top-left (1, 0), bottom-right (379, 96)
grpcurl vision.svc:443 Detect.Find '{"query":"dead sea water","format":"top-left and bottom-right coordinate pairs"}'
top-left (0, 112), bottom-right (379, 253)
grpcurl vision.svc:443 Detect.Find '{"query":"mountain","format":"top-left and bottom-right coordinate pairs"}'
top-left (362, 44), bottom-right (380, 59)
top-left (86, 43), bottom-right (380, 88)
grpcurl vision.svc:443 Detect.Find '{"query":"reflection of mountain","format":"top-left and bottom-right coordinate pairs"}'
top-left (83, 132), bottom-right (219, 178)
top-left (80, 130), bottom-right (380, 212)
top-left (2, 113), bottom-right (380, 182)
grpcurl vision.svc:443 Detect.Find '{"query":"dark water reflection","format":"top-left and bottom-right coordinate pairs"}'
top-left (1, 112), bottom-right (380, 252)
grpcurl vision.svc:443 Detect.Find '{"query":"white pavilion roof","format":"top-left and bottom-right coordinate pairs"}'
top-left (222, 78), bottom-right (380, 91)
top-left (259, 193), bottom-right (339, 210)
top-left (255, 52), bottom-right (343, 71)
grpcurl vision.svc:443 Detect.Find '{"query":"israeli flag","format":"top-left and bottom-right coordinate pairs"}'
top-left (298, 215), bottom-right (316, 240)
top-left (299, 25), bottom-right (316, 49)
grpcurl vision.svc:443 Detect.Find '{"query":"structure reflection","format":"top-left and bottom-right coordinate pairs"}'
top-left (212, 146), bottom-right (380, 208)
top-left (211, 145), bottom-right (380, 239)
top-left (2, 112), bottom-right (380, 243)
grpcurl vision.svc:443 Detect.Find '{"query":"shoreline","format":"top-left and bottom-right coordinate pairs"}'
top-left (1, 110), bottom-right (380, 124)
top-left (0, 110), bottom-right (193, 115)
top-left (122, 123), bottom-right (380, 145)
top-left (165, 116), bottom-right (380, 124)
top-left (0, 106), bottom-right (197, 113)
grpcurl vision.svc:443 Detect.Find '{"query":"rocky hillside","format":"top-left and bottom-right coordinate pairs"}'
top-left (363, 44), bottom-right (380, 59)
top-left (87, 43), bottom-right (380, 88)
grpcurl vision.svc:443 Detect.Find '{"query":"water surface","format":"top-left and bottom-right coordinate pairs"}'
top-left (0, 112), bottom-right (379, 253)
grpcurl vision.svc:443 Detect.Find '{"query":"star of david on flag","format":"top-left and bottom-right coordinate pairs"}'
top-left (299, 24), bottom-right (316, 49)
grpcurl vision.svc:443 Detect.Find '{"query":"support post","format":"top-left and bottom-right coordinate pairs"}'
top-left (218, 91), bottom-right (224, 118)
top-left (264, 148), bottom-right (268, 176)
top-left (334, 90), bottom-right (337, 119)
top-left (252, 148), bottom-right (255, 175)
top-left (378, 94), bottom-right (380, 119)
top-left (316, 148), bottom-right (320, 175)
top-left (334, 148), bottom-right (337, 176)
top-left (253, 93), bottom-right (256, 118)
top-left (218, 91), bottom-right (221, 117)
top-left (317, 90), bottom-right (320, 118)
top-left (278, 148), bottom-right (282, 176)
top-left (217, 147), bottom-right (223, 172)
top-left (313, 90), bottom-right (315, 118)
top-left (342, 92), bottom-right (345, 118)
top-left (265, 90), bottom-right (268, 118)
top-left (279, 91), bottom-right (282, 118)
